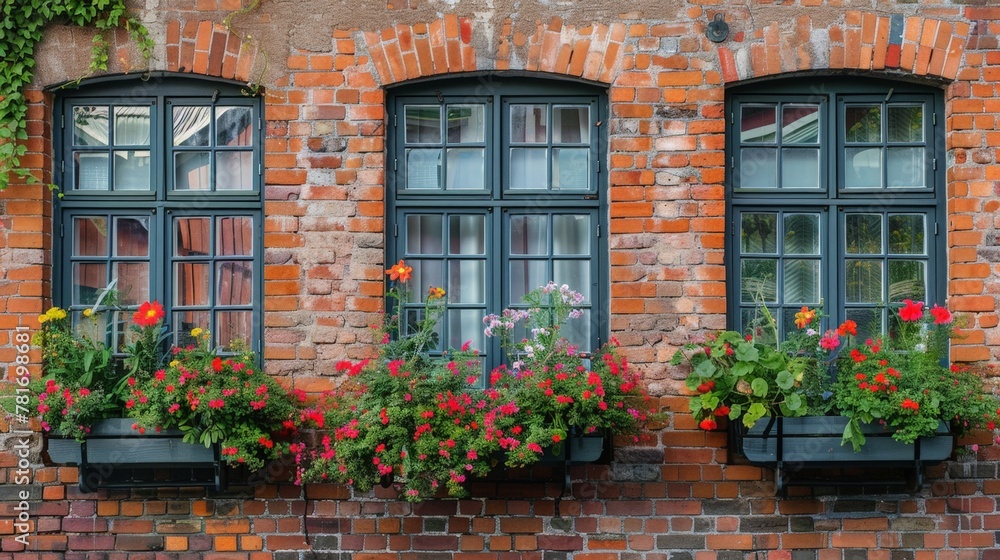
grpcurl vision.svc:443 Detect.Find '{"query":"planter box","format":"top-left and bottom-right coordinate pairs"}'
top-left (538, 435), bottom-right (606, 464)
top-left (43, 418), bottom-right (224, 493)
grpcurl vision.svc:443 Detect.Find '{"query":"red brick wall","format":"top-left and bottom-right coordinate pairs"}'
top-left (3, 2), bottom-right (1000, 558)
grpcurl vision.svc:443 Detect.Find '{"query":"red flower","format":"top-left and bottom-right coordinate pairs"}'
top-left (899, 299), bottom-right (924, 322)
top-left (212, 357), bottom-right (224, 372)
top-left (132, 301), bottom-right (165, 327)
top-left (552, 434), bottom-right (562, 443)
top-left (901, 398), bottom-right (920, 411)
top-left (837, 320), bottom-right (858, 337)
top-left (699, 418), bottom-right (718, 431)
top-left (713, 405), bottom-right (730, 417)
top-left (208, 399), bottom-right (225, 409)
top-left (929, 304), bottom-right (953, 325)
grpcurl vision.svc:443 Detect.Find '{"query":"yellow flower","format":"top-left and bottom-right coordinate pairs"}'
top-left (47, 307), bottom-right (67, 321)
top-left (169, 360), bottom-right (180, 368)
top-left (190, 327), bottom-right (203, 338)
top-left (82, 308), bottom-right (93, 317)
top-left (37, 314), bottom-right (48, 324)
top-left (427, 286), bottom-right (446, 301)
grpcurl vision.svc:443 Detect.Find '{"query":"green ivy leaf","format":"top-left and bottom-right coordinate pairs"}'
top-left (750, 378), bottom-right (768, 397)
top-left (776, 370), bottom-right (794, 390)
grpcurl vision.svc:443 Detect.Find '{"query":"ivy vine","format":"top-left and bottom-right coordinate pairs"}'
top-left (0, 0), bottom-right (154, 190)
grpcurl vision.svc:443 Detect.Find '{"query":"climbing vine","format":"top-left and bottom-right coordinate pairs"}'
top-left (0, 0), bottom-right (154, 190)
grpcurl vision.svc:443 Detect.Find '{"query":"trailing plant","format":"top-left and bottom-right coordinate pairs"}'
top-left (0, 0), bottom-right (154, 190)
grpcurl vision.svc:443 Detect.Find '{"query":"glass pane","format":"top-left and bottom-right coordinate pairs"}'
top-left (114, 106), bottom-right (150, 145)
top-left (510, 215), bottom-right (546, 255)
top-left (781, 149), bottom-right (819, 188)
top-left (216, 106), bottom-right (252, 146)
top-left (553, 106), bottom-right (590, 143)
top-left (113, 217), bottom-right (149, 257)
top-left (405, 105), bottom-right (441, 144)
top-left (446, 105), bottom-right (484, 143)
top-left (448, 309), bottom-right (483, 352)
top-left (846, 307), bottom-right (881, 340)
top-left (740, 148), bottom-right (777, 188)
top-left (784, 214), bottom-right (819, 255)
top-left (113, 262), bottom-right (149, 305)
top-left (407, 215), bottom-right (443, 255)
top-left (741, 213), bottom-right (777, 254)
top-left (445, 148), bottom-right (484, 190)
top-left (174, 217), bottom-right (211, 256)
top-left (448, 260), bottom-right (485, 304)
top-left (75, 152), bottom-right (109, 190)
top-left (409, 260), bottom-right (445, 302)
top-left (510, 148), bottom-right (547, 189)
top-left (73, 106), bottom-right (109, 146)
top-left (216, 311), bottom-right (253, 351)
top-left (174, 310), bottom-right (210, 347)
top-left (510, 104), bottom-right (547, 143)
top-left (174, 152), bottom-right (211, 190)
top-left (173, 106), bottom-right (211, 147)
top-left (113, 150), bottom-right (151, 191)
top-left (216, 261), bottom-right (254, 306)
top-left (72, 263), bottom-right (106, 305)
top-left (887, 147), bottom-right (924, 187)
top-left (406, 148), bottom-right (441, 189)
top-left (174, 263), bottom-right (210, 306)
top-left (217, 216), bottom-right (254, 256)
top-left (553, 215), bottom-right (590, 255)
top-left (741, 259), bottom-right (777, 303)
top-left (888, 260), bottom-right (926, 303)
top-left (741, 105), bottom-right (777, 143)
top-left (554, 260), bottom-right (590, 301)
top-left (888, 215), bottom-right (925, 255)
top-left (509, 260), bottom-right (547, 303)
top-left (216, 151), bottom-right (254, 190)
top-left (845, 147), bottom-right (882, 189)
top-left (783, 260), bottom-right (820, 304)
top-left (448, 215), bottom-right (484, 255)
top-left (887, 105), bottom-right (923, 142)
top-left (74, 309), bottom-right (107, 345)
top-left (553, 148), bottom-right (589, 190)
top-left (740, 307), bottom-right (777, 345)
top-left (845, 214), bottom-right (882, 254)
top-left (73, 217), bottom-right (108, 256)
top-left (782, 105), bottom-right (819, 144)
top-left (845, 260), bottom-right (883, 303)
top-left (561, 309), bottom-right (591, 352)
top-left (845, 105), bottom-right (881, 143)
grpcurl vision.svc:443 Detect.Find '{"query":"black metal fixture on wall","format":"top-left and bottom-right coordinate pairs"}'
top-left (706, 13), bottom-right (729, 43)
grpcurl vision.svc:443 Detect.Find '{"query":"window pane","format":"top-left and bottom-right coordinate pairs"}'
top-left (740, 307), bottom-right (777, 344)
top-left (409, 260), bottom-right (445, 301)
top-left (845, 259), bottom-right (882, 303)
top-left (174, 263), bottom-right (210, 306)
top-left (845, 147), bottom-right (882, 188)
top-left (741, 213), bottom-right (777, 254)
top-left (114, 262), bottom-right (149, 305)
top-left (113, 150), bottom-right (151, 191)
top-left (73, 106), bottom-right (109, 146)
top-left (740, 147), bottom-right (777, 188)
top-left (216, 261), bottom-right (253, 305)
top-left (887, 105), bottom-right (922, 142)
top-left (510, 148), bottom-right (547, 189)
top-left (114, 106), bottom-right (150, 145)
top-left (216, 311), bottom-right (253, 351)
top-left (445, 148), bottom-right (484, 189)
top-left (888, 260), bottom-right (926, 302)
top-left (510, 104), bottom-right (547, 143)
top-left (448, 215), bottom-right (484, 255)
top-left (509, 260), bottom-right (547, 303)
top-left (74, 217), bottom-right (108, 256)
top-left (73, 263), bottom-right (106, 305)
top-left (553, 215), bottom-right (590, 255)
top-left (113, 217), bottom-right (149, 257)
top-left (845, 214), bottom-right (882, 254)
top-left (175, 217), bottom-right (211, 256)
top-left (561, 309), bottom-right (591, 352)
top-left (784, 259), bottom-right (820, 304)
top-left (845, 105), bottom-right (881, 143)
top-left (405, 105), bottom-right (441, 143)
top-left (553, 106), bottom-right (589, 143)
top-left (408, 215), bottom-right (443, 255)
top-left (553, 148), bottom-right (589, 190)
top-left (75, 152), bottom-right (110, 190)
top-left (446, 105), bottom-right (484, 143)
top-left (781, 149), bottom-right (819, 188)
top-left (888, 215), bottom-right (925, 255)
top-left (784, 214), bottom-right (819, 255)
top-left (510, 215), bottom-right (546, 255)
top-left (741, 105), bottom-right (776, 143)
top-left (886, 147), bottom-right (924, 187)
top-left (554, 260), bottom-right (590, 301)
top-left (174, 151), bottom-right (211, 190)
top-left (173, 106), bottom-right (211, 147)
top-left (217, 216), bottom-right (254, 256)
top-left (846, 308), bottom-right (881, 341)
top-left (448, 260), bottom-right (485, 304)
top-left (448, 309), bottom-right (483, 351)
top-left (741, 259), bottom-right (777, 303)
top-left (782, 105), bottom-right (819, 144)
top-left (174, 310), bottom-right (210, 346)
top-left (216, 106), bottom-right (253, 146)
top-left (406, 148), bottom-right (441, 189)
top-left (216, 151), bottom-right (254, 190)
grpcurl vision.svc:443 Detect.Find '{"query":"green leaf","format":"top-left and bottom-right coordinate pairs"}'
top-left (734, 342), bottom-right (759, 362)
top-left (744, 403), bottom-right (767, 427)
top-left (750, 378), bottom-right (768, 397)
top-left (776, 370), bottom-right (794, 390)
top-left (784, 392), bottom-right (802, 411)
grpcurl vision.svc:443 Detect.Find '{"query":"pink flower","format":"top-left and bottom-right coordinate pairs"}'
top-left (819, 330), bottom-right (841, 350)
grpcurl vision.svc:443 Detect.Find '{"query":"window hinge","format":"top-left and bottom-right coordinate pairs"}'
top-left (933, 158), bottom-right (937, 170)
top-left (731, 156), bottom-right (734, 169)
top-left (935, 222), bottom-right (939, 236)
top-left (258, 164), bottom-right (262, 175)
top-left (61, 160), bottom-right (65, 174)
top-left (597, 223), bottom-right (601, 238)
top-left (258, 117), bottom-right (263, 130)
top-left (59, 222), bottom-right (64, 238)
top-left (61, 114), bottom-right (65, 129)
top-left (394, 114), bottom-right (398, 127)
top-left (596, 158), bottom-right (601, 173)
top-left (932, 113), bottom-right (937, 126)
top-left (394, 223), bottom-right (398, 237)
top-left (729, 112), bottom-right (734, 125)
top-left (394, 158), bottom-right (398, 172)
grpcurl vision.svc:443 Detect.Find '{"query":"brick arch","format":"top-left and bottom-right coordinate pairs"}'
top-left (364, 16), bottom-right (626, 85)
top-left (717, 11), bottom-right (970, 83)
top-left (165, 20), bottom-right (259, 82)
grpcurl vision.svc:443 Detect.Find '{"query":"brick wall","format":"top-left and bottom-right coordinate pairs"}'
top-left (3, 1), bottom-right (1000, 558)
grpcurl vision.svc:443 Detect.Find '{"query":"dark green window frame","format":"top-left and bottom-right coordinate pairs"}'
top-left (726, 77), bottom-right (946, 339)
top-left (53, 75), bottom-right (264, 353)
top-left (387, 76), bottom-right (609, 376)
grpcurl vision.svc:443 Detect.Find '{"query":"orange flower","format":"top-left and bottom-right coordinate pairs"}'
top-left (386, 259), bottom-right (412, 283)
top-left (427, 286), bottom-right (446, 300)
top-left (837, 319), bottom-right (858, 337)
top-left (794, 306), bottom-right (816, 329)
top-left (132, 301), bottom-right (165, 327)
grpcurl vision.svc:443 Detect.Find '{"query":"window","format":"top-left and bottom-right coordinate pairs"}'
top-left (388, 77), bottom-right (608, 375)
top-left (727, 78), bottom-right (945, 340)
top-left (55, 76), bottom-right (263, 352)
